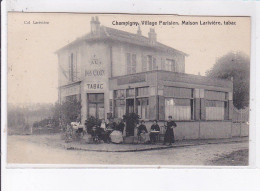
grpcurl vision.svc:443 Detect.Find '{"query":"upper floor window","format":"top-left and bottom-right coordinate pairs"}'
top-left (126, 53), bottom-right (137, 74)
top-left (69, 53), bottom-right (77, 82)
top-left (147, 55), bottom-right (157, 71)
top-left (165, 59), bottom-right (176, 72)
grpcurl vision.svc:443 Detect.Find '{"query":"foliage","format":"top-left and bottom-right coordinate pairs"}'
top-left (206, 52), bottom-right (250, 109)
top-left (33, 118), bottom-right (53, 128)
top-left (123, 112), bottom-right (140, 136)
top-left (52, 98), bottom-right (82, 127)
top-left (7, 109), bottom-right (26, 127)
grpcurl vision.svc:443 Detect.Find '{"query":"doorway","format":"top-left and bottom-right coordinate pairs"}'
top-left (126, 99), bottom-right (134, 114)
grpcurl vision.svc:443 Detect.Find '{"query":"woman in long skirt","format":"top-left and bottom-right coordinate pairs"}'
top-left (163, 116), bottom-right (177, 145)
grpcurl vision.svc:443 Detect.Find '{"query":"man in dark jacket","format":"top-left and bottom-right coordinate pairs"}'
top-left (163, 116), bottom-right (177, 145)
top-left (149, 120), bottom-right (160, 143)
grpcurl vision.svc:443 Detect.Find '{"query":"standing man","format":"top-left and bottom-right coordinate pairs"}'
top-left (163, 116), bottom-right (177, 145)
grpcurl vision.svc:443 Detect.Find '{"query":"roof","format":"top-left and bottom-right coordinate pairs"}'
top-left (56, 26), bottom-right (188, 56)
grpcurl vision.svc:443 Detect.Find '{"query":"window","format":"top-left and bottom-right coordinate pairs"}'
top-left (164, 87), bottom-right (193, 98)
top-left (115, 99), bottom-right (125, 118)
top-left (115, 90), bottom-right (125, 99)
top-left (87, 93), bottom-right (105, 119)
top-left (205, 90), bottom-right (228, 120)
top-left (147, 55), bottom-right (157, 71)
top-left (137, 98), bottom-right (149, 119)
top-left (126, 88), bottom-right (135, 97)
top-left (68, 53), bottom-right (77, 82)
top-left (126, 53), bottom-right (137, 74)
top-left (137, 87), bottom-right (149, 97)
top-left (165, 59), bottom-right (176, 72)
top-left (164, 87), bottom-right (193, 120)
top-left (165, 98), bottom-right (192, 120)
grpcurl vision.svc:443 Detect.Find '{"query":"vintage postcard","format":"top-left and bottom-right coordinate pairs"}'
top-left (7, 13), bottom-right (250, 166)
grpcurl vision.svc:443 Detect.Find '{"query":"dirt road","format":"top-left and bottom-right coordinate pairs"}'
top-left (7, 135), bottom-right (248, 166)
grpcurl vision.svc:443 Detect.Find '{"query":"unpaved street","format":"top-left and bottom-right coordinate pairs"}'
top-left (7, 135), bottom-right (248, 165)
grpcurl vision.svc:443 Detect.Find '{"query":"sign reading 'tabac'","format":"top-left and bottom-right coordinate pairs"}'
top-left (85, 83), bottom-right (105, 90)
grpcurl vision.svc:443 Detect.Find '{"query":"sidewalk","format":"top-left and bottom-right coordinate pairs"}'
top-left (62, 136), bottom-right (249, 152)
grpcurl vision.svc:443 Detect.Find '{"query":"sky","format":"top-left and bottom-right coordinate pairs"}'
top-left (7, 13), bottom-right (251, 104)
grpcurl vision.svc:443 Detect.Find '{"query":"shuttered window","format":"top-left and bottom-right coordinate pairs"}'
top-left (68, 53), bottom-right (78, 82)
top-left (165, 59), bottom-right (176, 72)
top-left (142, 55), bottom-right (147, 72)
top-left (147, 55), bottom-right (157, 71)
top-left (126, 53), bottom-right (137, 74)
top-left (161, 58), bottom-right (165, 70)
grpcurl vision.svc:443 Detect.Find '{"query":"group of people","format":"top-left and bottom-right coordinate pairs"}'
top-left (137, 116), bottom-right (177, 145)
top-left (90, 118), bottom-right (125, 143)
top-left (69, 115), bottom-right (177, 145)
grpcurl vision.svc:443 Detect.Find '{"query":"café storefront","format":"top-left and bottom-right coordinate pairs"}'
top-left (108, 70), bottom-right (233, 138)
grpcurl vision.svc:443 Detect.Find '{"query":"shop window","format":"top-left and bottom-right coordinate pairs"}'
top-left (115, 90), bottom-right (125, 99)
top-left (165, 98), bottom-right (192, 120)
top-left (137, 87), bottom-right (149, 97)
top-left (87, 93), bottom-right (105, 119)
top-left (164, 87), bottom-right (193, 98)
top-left (205, 100), bottom-right (225, 120)
top-left (126, 53), bottom-right (137, 74)
top-left (115, 99), bottom-right (125, 118)
top-left (147, 55), bottom-right (157, 71)
top-left (165, 59), bottom-right (176, 72)
top-left (137, 98), bottom-right (149, 119)
top-left (126, 88), bottom-right (135, 97)
top-left (205, 90), bottom-right (226, 101)
top-left (204, 90), bottom-right (228, 120)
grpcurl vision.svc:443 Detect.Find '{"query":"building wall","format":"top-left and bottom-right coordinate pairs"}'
top-left (58, 41), bottom-right (111, 123)
top-left (140, 120), bottom-right (233, 140)
top-left (111, 42), bottom-right (185, 77)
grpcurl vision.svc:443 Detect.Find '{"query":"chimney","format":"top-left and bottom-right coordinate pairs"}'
top-left (90, 16), bottom-right (101, 34)
top-left (137, 26), bottom-right (142, 35)
top-left (148, 28), bottom-right (157, 44)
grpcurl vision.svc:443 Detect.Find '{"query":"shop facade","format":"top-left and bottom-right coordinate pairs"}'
top-left (57, 16), bottom-right (233, 139)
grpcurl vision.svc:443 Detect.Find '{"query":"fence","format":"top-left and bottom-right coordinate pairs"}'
top-left (232, 107), bottom-right (249, 137)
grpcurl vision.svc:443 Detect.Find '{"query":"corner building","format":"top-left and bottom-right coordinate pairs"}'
top-left (57, 16), bottom-right (233, 139)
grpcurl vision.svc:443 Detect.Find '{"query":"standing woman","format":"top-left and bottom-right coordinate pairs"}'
top-left (163, 116), bottom-right (177, 145)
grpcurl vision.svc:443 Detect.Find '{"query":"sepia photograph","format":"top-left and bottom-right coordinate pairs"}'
top-left (7, 13), bottom-right (250, 166)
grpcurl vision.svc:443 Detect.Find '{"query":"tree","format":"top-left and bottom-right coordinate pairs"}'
top-left (52, 98), bottom-right (82, 127)
top-left (123, 112), bottom-right (140, 136)
top-left (206, 52), bottom-right (250, 109)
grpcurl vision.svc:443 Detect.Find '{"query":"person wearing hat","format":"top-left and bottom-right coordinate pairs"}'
top-left (163, 116), bottom-right (177, 145)
top-left (149, 120), bottom-right (160, 143)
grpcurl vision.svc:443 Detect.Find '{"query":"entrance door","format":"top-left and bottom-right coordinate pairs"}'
top-left (87, 93), bottom-right (105, 119)
top-left (126, 99), bottom-right (134, 114)
top-left (125, 99), bottom-right (135, 136)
